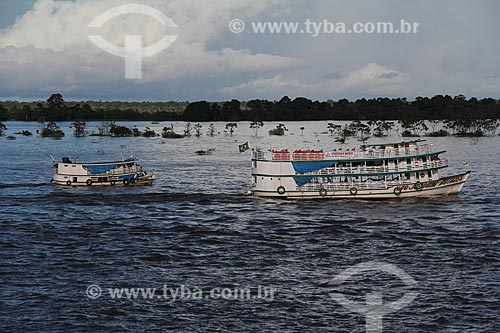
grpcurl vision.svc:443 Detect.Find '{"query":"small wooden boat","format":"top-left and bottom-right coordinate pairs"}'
top-left (51, 156), bottom-right (154, 186)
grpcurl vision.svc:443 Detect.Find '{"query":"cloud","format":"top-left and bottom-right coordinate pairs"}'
top-left (322, 72), bottom-right (344, 80)
top-left (2, 0), bottom-right (499, 100)
top-left (221, 63), bottom-right (409, 99)
top-left (0, 0), bottom-right (302, 99)
top-left (483, 74), bottom-right (500, 80)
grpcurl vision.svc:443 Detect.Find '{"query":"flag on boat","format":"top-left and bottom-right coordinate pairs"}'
top-left (239, 142), bottom-right (250, 153)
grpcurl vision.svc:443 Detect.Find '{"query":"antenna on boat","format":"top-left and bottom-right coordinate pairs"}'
top-left (120, 145), bottom-right (126, 161)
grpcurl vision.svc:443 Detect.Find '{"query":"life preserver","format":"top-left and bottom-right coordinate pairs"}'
top-left (277, 186), bottom-right (286, 195)
top-left (319, 188), bottom-right (327, 197)
top-left (129, 178), bottom-right (136, 184)
top-left (415, 181), bottom-right (423, 190)
top-left (66, 180), bottom-right (72, 186)
top-left (394, 187), bottom-right (402, 196)
top-left (123, 179), bottom-right (130, 185)
top-left (110, 180), bottom-right (116, 186)
top-left (86, 179), bottom-right (92, 186)
top-left (350, 187), bottom-right (357, 195)
top-left (420, 172), bottom-right (425, 178)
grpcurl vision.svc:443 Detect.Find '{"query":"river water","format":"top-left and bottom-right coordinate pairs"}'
top-left (1, 121), bottom-right (498, 332)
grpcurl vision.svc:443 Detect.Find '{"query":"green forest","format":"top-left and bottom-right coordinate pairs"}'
top-left (1, 93), bottom-right (499, 124)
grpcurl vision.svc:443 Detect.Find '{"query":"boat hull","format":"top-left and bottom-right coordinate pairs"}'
top-left (52, 175), bottom-right (155, 187)
top-left (251, 172), bottom-right (470, 199)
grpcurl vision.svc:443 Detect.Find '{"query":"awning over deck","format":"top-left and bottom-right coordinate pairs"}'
top-left (83, 164), bottom-right (118, 174)
top-left (291, 161), bottom-right (335, 174)
top-left (293, 176), bottom-right (315, 186)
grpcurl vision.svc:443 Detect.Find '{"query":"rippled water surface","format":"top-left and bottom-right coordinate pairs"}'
top-left (1, 121), bottom-right (499, 332)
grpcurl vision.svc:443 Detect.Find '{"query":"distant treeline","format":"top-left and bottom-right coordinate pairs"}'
top-left (0, 93), bottom-right (499, 122)
top-left (0, 94), bottom-right (186, 121)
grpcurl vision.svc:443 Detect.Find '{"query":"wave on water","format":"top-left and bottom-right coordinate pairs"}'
top-left (0, 183), bottom-right (50, 189)
top-left (7, 192), bottom-right (253, 205)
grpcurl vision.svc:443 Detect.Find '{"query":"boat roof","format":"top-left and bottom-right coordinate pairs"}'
top-left (59, 158), bottom-right (138, 165)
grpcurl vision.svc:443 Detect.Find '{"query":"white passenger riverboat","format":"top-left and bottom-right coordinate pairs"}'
top-left (251, 140), bottom-right (470, 199)
top-left (51, 156), bottom-right (154, 186)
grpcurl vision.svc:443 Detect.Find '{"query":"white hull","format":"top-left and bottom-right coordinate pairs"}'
top-left (252, 172), bottom-right (469, 199)
top-left (52, 175), bottom-right (154, 187)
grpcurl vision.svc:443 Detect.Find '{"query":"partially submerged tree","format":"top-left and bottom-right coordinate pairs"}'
top-left (355, 124), bottom-right (371, 144)
top-left (0, 122), bottom-right (6, 136)
top-left (110, 124), bottom-right (133, 137)
top-left (444, 118), bottom-right (499, 136)
top-left (269, 123), bottom-right (288, 136)
top-left (41, 122), bottom-right (65, 139)
top-left (427, 120), bottom-right (441, 133)
top-left (250, 120), bottom-right (263, 137)
top-left (400, 120), bottom-right (428, 137)
top-left (142, 127), bottom-right (157, 137)
top-left (131, 128), bottom-right (141, 137)
top-left (194, 124), bottom-right (203, 138)
top-left (162, 126), bottom-right (183, 138)
top-left (96, 121), bottom-right (112, 136)
top-left (183, 123), bottom-right (192, 137)
top-left (71, 120), bottom-right (86, 137)
top-left (225, 123), bottom-right (237, 136)
top-left (371, 120), bottom-right (395, 137)
top-left (207, 123), bottom-right (217, 137)
top-left (327, 123), bottom-right (341, 136)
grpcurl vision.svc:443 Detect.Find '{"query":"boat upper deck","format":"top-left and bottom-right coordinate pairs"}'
top-left (252, 141), bottom-right (443, 162)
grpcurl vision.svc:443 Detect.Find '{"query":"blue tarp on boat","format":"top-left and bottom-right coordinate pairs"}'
top-left (83, 164), bottom-right (117, 174)
top-left (293, 176), bottom-right (314, 186)
top-left (291, 161), bottom-right (335, 174)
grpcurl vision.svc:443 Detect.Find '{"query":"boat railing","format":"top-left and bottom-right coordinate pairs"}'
top-left (253, 145), bottom-right (432, 161)
top-left (103, 165), bottom-right (143, 176)
top-left (300, 159), bottom-right (447, 176)
top-left (297, 180), bottom-right (413, 192)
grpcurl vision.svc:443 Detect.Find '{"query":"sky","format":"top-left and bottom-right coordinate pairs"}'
top-left (0, 0), bottom-right (499, 101)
